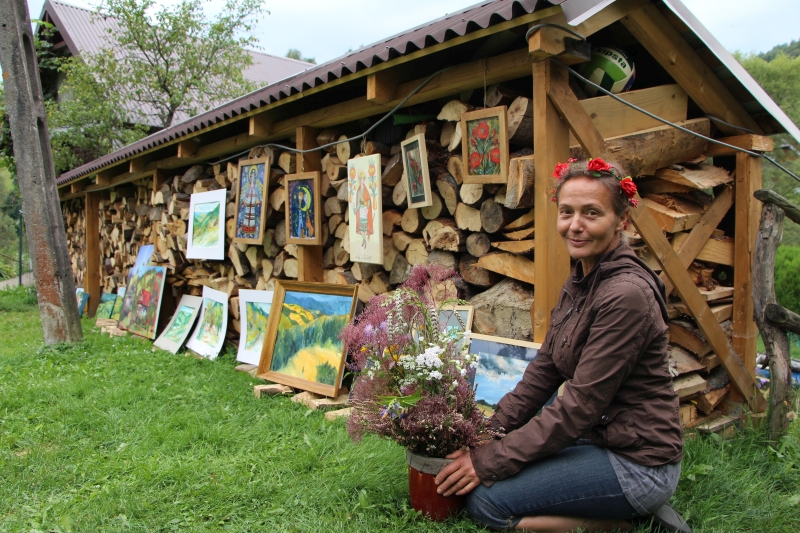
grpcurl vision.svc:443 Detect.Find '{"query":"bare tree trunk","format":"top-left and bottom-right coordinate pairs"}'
top-left (0, 0), bottom-right (83, 344)
top-left (752, 203), bottom-right (791, 440)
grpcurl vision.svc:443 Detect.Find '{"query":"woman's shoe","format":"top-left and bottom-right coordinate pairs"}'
top-left (648, 503), bottom-right (691, 532)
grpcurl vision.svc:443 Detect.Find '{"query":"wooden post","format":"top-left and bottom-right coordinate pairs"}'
top-left (295, 126), bottom-right (324, 282)
top-left (84, 192), bottom-right (102, 317)
top-left (732, 153), bottom-right (762, 378)
top-left (531, 60), bottom-right (571, 342)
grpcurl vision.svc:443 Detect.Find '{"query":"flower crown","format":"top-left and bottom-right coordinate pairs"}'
top-left (551, 157), bottom-right (639, 207)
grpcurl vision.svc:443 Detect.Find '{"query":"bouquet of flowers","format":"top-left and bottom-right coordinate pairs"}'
top-left (341, 265), bottom-right (495, 458)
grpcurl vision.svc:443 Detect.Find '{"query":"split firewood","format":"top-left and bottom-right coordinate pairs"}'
top-left (469, 278), bottom-right (534, 340)
top-left (477, 252), bottom-right (535, 285)
top-left (269, 187), bottom-right (287, 212)
top-left (382, 153), bottom-right (404, 186)
top-left (425, 221), bottom-right (465, 252)
top-left (506, 154), bottom-right (535, 209)
top-left (333, 239), bottom-right (350, 266)
top-left (655, 164), bottom-right (732, 190)
top-left (392, 180), bottom-right (408, 208)
top-left (485, 84), bottom-right (525, 107)
top-left (695, 384), bottom-right (730, 415)
top-left (392, 231), bottom-right (415, 252)
top-left (277, 152), bottom-right (296, 174)
top-left (275, 220), bottom-right (287, 247)
top-left (440, 122), bottom-right (457, 150)
top-left (406, 239), bottom-right (429, 265)
top-left (459, 254), bottom-right (501, 288)
top-left (454, 203), bottom-right (482, 232)
top-left (459, 183), bottom-right (484, 206)
top-left (466, 232), bottom-right (492, 257)
top-left (491, 239), bottom-right (535, 254)
top-left (229, 244), bottom-right (250, 277)
top-left (507, 97), bottom-right (533, 147)
top-left (447, 123), bottom-right (462, 152)
top-left (437, 100), bottom-right (474, 122)
top-left (180, 165), bottom-right (205, 184)
top-left (336, 135), bottom-right (361, 163)
top-left (428, 250), bottom-right (457, 271)
top-left (324, 197), bottom-right (346, 217)
top-left (504, 209), bottom-right (535, 232)
top-left (435, 173), bottom-right (459, 215)
top-left (421, 193), bottom-right (444, 220)
top-left (382, 240), bottom-right (400, 272)
top-left (317, 128), bottom-right (339, 152)
top-left (365, 141), bottom-right (390, 157)
top-left (358, 281), bottom-right (377, 303)
top-left (668, 320), bottom-right (713, 357)
top-left (370, 272), bottom-right (391, 294)
top-left (503, 226), bottom-right (535, 241)
top-left (284, 258), bottom-right (299, 279)
top-left (352, 262), bottom-right (382, 281)
top-left (390, 254), bottom-right (412, 285)
top-left (245, 246), bottom-right (264, 271)
top-left (400, 208), bottom-right (424, 234)
top-left (481, 199), bottom-right (524, 234)
top-left (382, 210), bottom-right (403, 236)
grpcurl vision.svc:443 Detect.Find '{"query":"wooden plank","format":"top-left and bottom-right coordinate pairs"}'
top-left (478, 253), bottom-right (536, 285)
top-left (366, 69), bottom-right (398, 104)
top-left (84, 192), bottom-right (102, 318)
top-left (491, 239), bottom-right (535, 254)
top-left (296, 127), bottom-right (324, 283)
top-left (699, 286), bottom-right (734, 301)
top-left (621, 3), bottom-right (762, 135)
top-left (95, 169), bottom-right (114, 186)
top-left (695, 415), bottom-right (738, 435)
top-left (630, 192), bottom-right (767, 412)
top-left (249, 114), bottom-right (272, 137)
top-left (765, 303), bottom-right (800, 336)
top-left (641, 198), bottom-right (702, 233)
top-left (672, 302), bottom-right (732, 323)
top-left (672, 233), bottom-right (733, 266)
top-left (679, 403), bottom-right (698, 427)
top-left (532, 60), bottom-right (570, 342)
top-left (669, 321), bottom-right (712, 357)
top-left (732, 153), bottom-right (762, 379)
top-left (177, 139), bottom-right (198, 158)
top-left (673, 373), bottom-right (707, 399)
top-left (70, 181), bottom-right (85, 194)
top-left (696, 384), bottom-right (731, 415)
top-left (324, 407), bottom-right (353, 421)
top-left (704, 135), bottom-right (774, 157)
top-left (655, 164), bottom-right (733, 190)
top-left (546, 62), bottom-right (605, 156)
top-left (235, 363), bottom-right (259, 377)
top-left (129, 156), bottom-right (149, 174)
top-left (254, 384), bottom-right (294, 398)
top-left (669, 345), bottom-right (706, 376)
top-left (754, 189), bottom-right (800, 226)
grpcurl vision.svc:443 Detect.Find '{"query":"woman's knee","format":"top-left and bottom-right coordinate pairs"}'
top-left (465, 485), bottom-right (519, 531)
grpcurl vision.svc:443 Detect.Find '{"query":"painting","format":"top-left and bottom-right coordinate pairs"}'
top-left (109, 287), bottom-right (126, 321)
top-left (95, 293), bottom-right (118, 320)
top-left (187, 188), bottom-right (226, 260)
top-left (468, 334), bottom-right (541, 416)
top-left (401, 133), bottom-right (433, 208)
top-left (285, 172), bottom-right (322, 245)
top-left (461, 106), bottom-right (509, 185)
top-left (236, 289), bottom-right (275, 365)
top-left (234, 156), bottom-right (270, 245)
top-left (154, 294), bottom-right (203, 353)
top-left (185, 286), bottom-right (229, 359)
top-left (258, 281), bottom-right (357, 397)
top-left (75, 288), bottom-right (89, 317)
top-left (117, 254), bottom-right (167, 339)
top-left (347, 154), bottom-right (383, 265)
top-left (438, 305), bottom-right (474, 336)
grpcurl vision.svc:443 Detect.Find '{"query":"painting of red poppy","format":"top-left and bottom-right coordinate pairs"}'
top-left (401, 133), bottom-right (433, 208)
top-left (460, 106), bottom-right (509, 184)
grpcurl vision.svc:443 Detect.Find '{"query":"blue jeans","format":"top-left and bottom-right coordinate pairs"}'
top-left (466, 444), bottom-right (638, 530)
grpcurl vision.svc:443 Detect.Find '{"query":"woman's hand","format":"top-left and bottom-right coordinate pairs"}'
top-left (434, 449), bottom-right (481, 497)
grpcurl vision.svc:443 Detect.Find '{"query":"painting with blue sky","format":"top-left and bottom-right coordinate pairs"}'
top-left (469, 335), bottom-right (539, 416)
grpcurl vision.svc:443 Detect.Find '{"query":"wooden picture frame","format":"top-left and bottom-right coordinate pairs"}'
top-left (401, 133), bottom-right (433, 208)
top-left (233, 156), bottom-right (270, 245)
top-left (347, 154), bottom-right (384, 265)
top-left (461, 106), bottom-right (509, 185)
top-left (438, 304), bottom-right (474, 334)
top-left (285, 171), bottom-right (322, 245)
top-left (236, 289), bottom-right (275, 366)
top-left (468, 334), bottom-right (541, 415)
top-left (187, 189), bottom-right (227, 260)
top-left (154, 294), bottom-right (203, 354)
top-left (258, 281), bottom-right (358, 397)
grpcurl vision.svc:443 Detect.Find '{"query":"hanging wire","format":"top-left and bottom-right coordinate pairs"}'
top-left (524, 23), bottom-right (587, 43)
top-left (209, 65), bottom-right (457, 166)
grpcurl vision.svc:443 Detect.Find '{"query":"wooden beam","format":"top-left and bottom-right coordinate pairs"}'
top-left (366, 69), bottom-right (398, 104)
top-left (754, 189), bottom-right (800, 226)
top-left (732, 152), bottom-right (762, 379)
top-left (129, 156), bottom-right (150, 174)
top-left (295, 126), bottom-right (324, 283)
top-left (70, 181), bottom-right (85, 194)
top-left (177, 139), bottom-right (199, 158)
top-left (152, 170), bottom-right (166, 192)
top-left (84, 192), bottom-right (102, 317)
top-left (83, 171), bottom-right (151, 193)
top-left (765, 303), bottom-right (800, 336)
top-left (532, 60), bottom-right (571, 342)
top-left (546, 62), bottom-right (605, 156)
top-left (705, 135), bottom-right (774, 158)
top-left (620, 3), bottom-right (762, 135)
top-left (630, 193), bottom-right (767, 412)
top-left (477, 253), bottom-right (536, 285)
top-left (95, 169), bottom-right (114, 186)
top-left (249, 113), bottom-right (272, 137)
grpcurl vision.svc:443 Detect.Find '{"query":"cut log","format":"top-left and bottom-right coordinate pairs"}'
top-left (400, 208), bottom-right (424, 234)
top-left (269, 187), bottom-right (287, 212)
top-left (421, 192), bottom-right (444, 220)
top-left (486, 84), bottom-right (525, 107)
top-left (324, 197), bottom-right (346, 217)
top-left (454, 203), bottom-right (482, 232)
top-left (504, 208), bottom-right (535, 231)
top-left (316, 128), bottom-right (339, 152)
top-left (382, 210), bottom-right (403, 237)
top-left (506, 154), bottom-right (535, 209)
top-left (459, 254), bottom-right (501, 288)
top-left (277, 152), bottom-right (296, 174)
top-left (436, 173), bottom-right (460, 215)
top-left (447, 155), bottom-right (465, 184)
top-left (406, 239), bottom-right (429, 265)
top-left (392, 180), bottom-right (408, 208)
top-left (447, 123), bottom-right (462, 152)
top-left (333, 238), bottom-right (350, 266)
top-left (466, 232), bottom-right (492, 257)
top-left (672, 233), bottom-right (733, 266)
top-left (284, 258), bottom-right (298, 279)
top-left (370, 272), bottom-right (391, 294)
top-left (382, 153), bottom-right (404, 186)
top-left (491, 239), bottom-right (535, 254)
top-left (437, 100), bottom-right (474, 122)
top-left (642, 198), bottom-right (702, 233)
top-left (469, 278), bottom-right (534, 340)
top-left (669, 320), bottom-right (712, 357)
top-left (460, 183), bottom-right (484, 206)
top-left (481, 199), bottom-right (522, 234)
top-left (440, 122), bottom-right (456, 150)
top-left (696, 384), bottom-right (731, 415)
top-left (382, 240), bottom-right (400, 272)
top-left (428, 250), bottom-right (457, 271)
top-left (477, 252), bottom-right (535, 285)
top-left (352, 262), bottom-right (382, 282)
top-left (392, 231), bottom-right (415, 252)
top-left (428, 225), bottom-right (465, 252)
top-left (336, 134), bottom-right (361, 163)
top-left (180, 165), bottom-right (205, 184)
top-left (275, 220), bottom-right (287, 247)
top-left (507, 96), bottom-right (533, 148)
top-left (655, 164), bottom-right (732, 190)
top-left (390, 254), bottom-right (412, 285)
top-left (673, 373), bottom-right (708, 399)
top-left (365, 141), bottom-right (390, 157)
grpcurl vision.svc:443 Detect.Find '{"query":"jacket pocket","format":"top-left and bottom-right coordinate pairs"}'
top-left (600, 409), bottom-right (642, 450)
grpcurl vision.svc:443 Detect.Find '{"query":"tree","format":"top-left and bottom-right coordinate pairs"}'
top-left (286, 49), bottom-right (316, 64)
top-left (774, 245), bottom-right (800, 315)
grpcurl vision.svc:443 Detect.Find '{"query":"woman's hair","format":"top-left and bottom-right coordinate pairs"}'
top-left (554, 160), bottom-right (631, 217)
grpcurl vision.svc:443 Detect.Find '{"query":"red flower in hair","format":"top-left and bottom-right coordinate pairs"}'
top-left (469, 151), bottom-right (482, 169)
top-left (490, 148), bottom-right (501, 164)
top-left (553, 162), bottom-right (570, 179)
top-left (475, 122), bottom-right (490, 140)
top-left (619, 176), bottom-right (638, 199)
top-left (587, 158), bottom-right (611, 173)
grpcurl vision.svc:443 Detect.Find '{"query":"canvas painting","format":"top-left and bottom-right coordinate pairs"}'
top-left (118, 262), bottom-right (167, 339)
top-left (461, 106), bottom-right (509, 184)
top-left (75, 288), bottom-right (89, 317)
top-left (109, 287), bottom-right (126, 321)
top-left (154, 294), bottom-right (203, 353)
top-left (401, 133), bottom-right (433, 208)
top-left (285, 172), bottom-right (322, 245)
top-left (469, 334), bottom-right (540, 416)
top-left (258, 281), bottom-right (357, 397)
top-left (234, 156), bottom-right (269, 245)
top-left (347, 154), bottom-right (383, 265)
top-left (185, 286), bottom-right (229, 359)
top-left (187, 189), bottom-right (226, 260)
top-left (438, 305), bottom-right (474, 336)
top-left (236, 289), bottom-right (274, 365)
top-left (95, 293), bottom-right (118, 319)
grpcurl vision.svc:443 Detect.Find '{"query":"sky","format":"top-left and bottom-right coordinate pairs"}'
top-left (27, 0), bottom-right (800, 65)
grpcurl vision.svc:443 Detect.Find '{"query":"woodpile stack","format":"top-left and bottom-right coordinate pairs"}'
top-left (63, 198), bottom-right (86, 288)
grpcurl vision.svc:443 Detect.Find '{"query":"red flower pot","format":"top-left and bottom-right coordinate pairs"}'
top-left (406, 450), bottom-right (465, 521)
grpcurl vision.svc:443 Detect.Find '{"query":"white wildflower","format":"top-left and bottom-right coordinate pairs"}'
top-left (430, 370), bottom-right (443, 380)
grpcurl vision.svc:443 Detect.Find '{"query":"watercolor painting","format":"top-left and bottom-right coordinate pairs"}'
top-left (234, 157), bottom-right (269, 244)
top-left (258, 281), bottom-right (357, 397)
top-left (185, 286), bottom-right (229, 359)
top-left (154, 295), bottom-right (202, 353)
top-left (401, 133), bottom-right (433, 208)
top-left (286, 172), bottom-right (321, 245)
top-left (118, 264), bottom-right (167, 339)
top-left (461, 107), bottom-right (508, 184)
top-left (237, 289), bottom-right (274, 366)
top-left (187, 189), bottom-right (226, 260)
top-left (109, 287), bottom-right (126, 321)
top-left (75, 288), bottom-right (89, 317)
top-left (347, 154), bottom-right (383, 265)
top-left (95, 293), bottom-right (118, 319)
top-left (469, 334), bottom-right (540, 416)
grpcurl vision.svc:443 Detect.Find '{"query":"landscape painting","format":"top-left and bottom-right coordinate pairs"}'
top-left (401, 133), bottom-right (433, 208)
top-left (347, 154), bottom-right (383, 265)
top-left (109, 287), bottom-right (126, 321)
top-left (95, 293), bottom-right (118, 320)
top-left (154, 294), bottom-right (203, 353)
top-left (237, 289), bottom-right (274, 365)
top-left (461, 106), bottom-right (508, 184)
top-left (75, 288), bottom-right (89, 317)
top-left (286, 172), bottom-right (322, 245)
top-left (234, 156), bottom-right (269, 244)
top-left (118, 264), bottom-right (167, 339)
top-left (258, 281), bottom-right (357, 397)
top-left (187, 189), bottom-right (226, 260)
top-left (185, 286), bottom-right (229, 359)
top-left (469, 334), bottom-right (540, 416)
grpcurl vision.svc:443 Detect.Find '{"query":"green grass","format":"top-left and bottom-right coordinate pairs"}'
top-left (1, 302), bottom-right (799, 532)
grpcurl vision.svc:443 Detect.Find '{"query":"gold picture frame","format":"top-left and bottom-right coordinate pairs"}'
top-left (460, 106), bottom-right (509, 185)
top-left (233, 156), bottom-right (270, 245)
top-left (257, 281), bottom-right (358, 397)
top-left (438, 304), bottom-right (475, 334)
top-left (401, 133), bottom-right (433, 208)
top-left (285, 171), bottom-right (322, 245)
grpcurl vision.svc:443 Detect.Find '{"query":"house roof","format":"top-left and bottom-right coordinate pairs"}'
top-left (55, 0), bottom-right (800, 186)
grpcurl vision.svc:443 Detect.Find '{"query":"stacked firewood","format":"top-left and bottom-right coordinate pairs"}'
top-left (63, 198), bottom-right (86, 288)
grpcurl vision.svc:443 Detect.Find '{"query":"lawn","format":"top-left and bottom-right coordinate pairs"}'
top-left (1, 286), bottom-right (799, 532)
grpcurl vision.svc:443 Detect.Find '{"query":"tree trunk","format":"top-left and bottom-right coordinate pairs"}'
top-left (0, 0), bottom-right (83, 343)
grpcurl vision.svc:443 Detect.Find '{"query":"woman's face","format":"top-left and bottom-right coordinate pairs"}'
top-left (556, 176), bottom-right (626, 269)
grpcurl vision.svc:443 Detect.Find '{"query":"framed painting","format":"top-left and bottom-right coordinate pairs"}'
top-left (258, 281), bottom-right (358, 397)
top-left (109, 287), bottom-right (126, 321)
top-left (154, 294), bottom-right (203, 353)
top-left (236, 289), bottom-right (275, 365)
top-left (187, 188), bottom-right (226, 260)
top-left (75, 288), bottom-right (89, 317)
top-left (468, 334), bottom-right (541, 416)
top-left (347, 154), bottom-right (383, 265)
top-left (95, 293), bottom-right (118, 320)
top-left (185, 286), bottom-right (229, 360)
top-left (401, 133), bottom-right (433, 208)
top-left (233, 156), bottom-right (270, 245)
top-left (460, 106), bottom-right (509, 185)
top-left (117, 262), bottom-right (167, 340)
top-left (285, 172), bottom-right (322, 245)
top-left (438, 305), bottom-right (474, 335)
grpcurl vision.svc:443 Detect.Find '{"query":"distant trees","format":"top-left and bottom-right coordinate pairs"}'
top-left (286, 49), bottom-right (316, 64)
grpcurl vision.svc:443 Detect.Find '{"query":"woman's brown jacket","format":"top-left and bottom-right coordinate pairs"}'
top-left (471, 244), bottom-right (684, 484)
